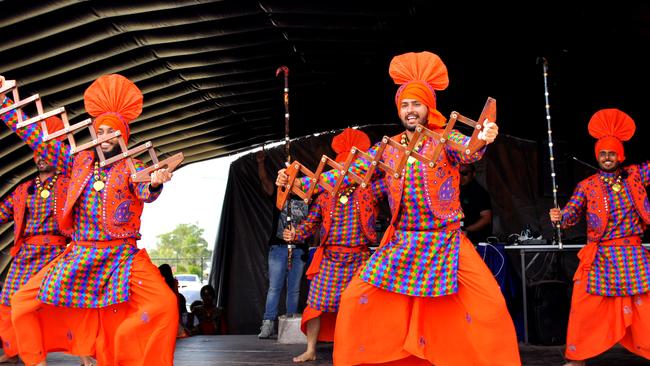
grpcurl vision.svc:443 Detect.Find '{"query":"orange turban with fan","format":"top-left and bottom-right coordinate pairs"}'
top-left (84, 74), bottom-right (143, 143)
top-left (332, 128), bottom-right (371, 163)
top-left (587, 108), bottom-right (635, 162)
top-left (389, 51), bottom-right (449, 129)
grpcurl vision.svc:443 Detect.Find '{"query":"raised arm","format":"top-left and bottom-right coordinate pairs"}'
top-left (445, 121), bottom-right (497, 165)
top-left (1, 96), bottom-right (73, 174)
top-left (130, 160), bottom-right (170, 203)
top-left (284, 195), bottom-right (324, 243)
top-left (549, 184), bottom-right (587, 229)
top-left (276, 142), bottom-right (385, 195)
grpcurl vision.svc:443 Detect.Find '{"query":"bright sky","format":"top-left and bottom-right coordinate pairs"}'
top-left (139, 154), bottom-right (239, 251)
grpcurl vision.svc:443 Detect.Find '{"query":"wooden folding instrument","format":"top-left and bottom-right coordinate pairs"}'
top-left (0, 79), bottom-right (184, 182)
top-left (277, 97), bottom-right (495, 210)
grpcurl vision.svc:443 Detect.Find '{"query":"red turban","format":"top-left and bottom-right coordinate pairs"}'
top-left (389, 51), bottom-right (449, 129)
top-left (331, 128), bottom-right (371, 163)
top-left (84, 74), bottom-right (143, 143)
top-left (588, 108), bottom-right (635, 162)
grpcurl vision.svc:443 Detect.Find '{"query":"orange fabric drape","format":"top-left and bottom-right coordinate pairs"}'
top-left (306, 247), bottom-right (324, 280)
top-left (11, 248), bottom-right (177, 366)
top-left (0, 305), bottom-right (18, 358)
top-left (565, 237), bottom-right (650, 361)
top-left (301, 306), bottom-right (337, 342)
top-left (95, 249), bottom-right (178, 366)
top-left (333, 235), bottom-right (520, 366)
top-left (1, 236), bottom-right (67, 358)
top-left (11, 254), bottom-right (98, 366)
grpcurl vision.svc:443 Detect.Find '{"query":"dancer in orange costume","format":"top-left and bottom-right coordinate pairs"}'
top-left (0, 116), bottom-right (69, 364)
top-left (277, 51), bottom-right (520, 365)
top-left (1, 74), bottom-right (177, 366)
top-left (283, 128), bottom-right (382, 362)
top-left (550, 109), bottom-right (650, 366)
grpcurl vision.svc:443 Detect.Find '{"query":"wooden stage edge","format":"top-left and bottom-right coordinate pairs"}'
top-left (23, 334), bottom-right (650, 365)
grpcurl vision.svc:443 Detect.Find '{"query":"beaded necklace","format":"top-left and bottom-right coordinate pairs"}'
top-left (400, 133), bottom-right (424, 164)
top-left (35, 174), bottom-right (58, 199)
top-left (338, 185), bottom-right (357, 204)
top-left (600, 174), bottom-right (623, 193)
top-left (92, 162), bottom-right (107, 192)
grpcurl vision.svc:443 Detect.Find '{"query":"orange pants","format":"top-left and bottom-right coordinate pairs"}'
top-left (333, 236), bottom-right (521, 366)
top-left (0, 305), bottom-right (18, 357)
top-left (10, 254), bottom-right (98, 365)
top-left (11, 249), bottom-right (178, 366)
top-left (301, 306), bottom-right (337, 342)
top-left (0, 236), bottom-right (67, 358)
top-left (565, 246), bottom-right (650, 361)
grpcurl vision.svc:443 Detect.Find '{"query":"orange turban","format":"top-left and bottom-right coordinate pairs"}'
top-left (34, 116), bottom-right (66, 162)
top-left (588, 108), bottom-right (635, 162)
top-left (331, 128), bottom-right (371, 163)
top-left (84, 74), bottom-right (143, 143)
top-left (389, 51), bottom-right (449, 129)
top-left (45, 116), bottom-right (67, 142)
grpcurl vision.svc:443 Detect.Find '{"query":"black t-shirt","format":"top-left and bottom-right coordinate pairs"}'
top-left (460, 179), bottom-right (492, 243)
top-left (267, 198), bottom-right (309, 251)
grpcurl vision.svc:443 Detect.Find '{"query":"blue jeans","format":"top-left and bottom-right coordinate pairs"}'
top-left (262, 245), bottom-right (305, 320)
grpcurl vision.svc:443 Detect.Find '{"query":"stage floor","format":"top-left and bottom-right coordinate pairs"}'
top-left (36, 335), bottom-right (650, 365)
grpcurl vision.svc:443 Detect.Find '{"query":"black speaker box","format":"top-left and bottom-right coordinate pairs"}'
top-left (527, 280), bottom-right (571, 345)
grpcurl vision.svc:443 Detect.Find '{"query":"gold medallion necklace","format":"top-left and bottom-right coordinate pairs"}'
top-left (600, 174), bottom-right (623, 193)
top-left (35, 174), bottom-right (58, 199)
top-left (338, 185), bottom-right (357, 204)
top-left (93, 162), bottom-right (106, 192)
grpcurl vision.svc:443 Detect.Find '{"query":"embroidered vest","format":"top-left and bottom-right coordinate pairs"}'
top-left (319, 187), bottom-right (378, 245)
top-left (383, 133), bottom-right (461, 225)
top-left (60, 151), bottom-right (144, 238)
top-left (12, 176), bottom-right (68, 255)
top-left (582, 166), bottom-right (650, 243)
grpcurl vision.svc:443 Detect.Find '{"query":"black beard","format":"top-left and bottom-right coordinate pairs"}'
top-left (402, 121), bottom-right (417, 132)
top-left (101, 145), bottom-right (121, 159)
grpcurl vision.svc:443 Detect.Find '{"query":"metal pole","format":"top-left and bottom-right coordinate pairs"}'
top-left (521, 249), bottom-right (529, 344)
top-left (276, 65), bottom-right (294, 269)
top-left (276, 65), bottom-right (291, 165)
top-left (541, 58), bottom-right (563, 249)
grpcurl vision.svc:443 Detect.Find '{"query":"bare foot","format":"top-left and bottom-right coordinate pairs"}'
top-left (293, 350), bottom-right (316, 363)
top-left (0, 354), bottom-right (18, 364)
top-left (79, 355), bottom-right (96, 366)
top-left (564, 361), bottom-right (586, 366)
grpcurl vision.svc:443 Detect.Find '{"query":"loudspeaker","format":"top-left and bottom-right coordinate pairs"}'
top-left (527, 280), bottom-right (570, 345)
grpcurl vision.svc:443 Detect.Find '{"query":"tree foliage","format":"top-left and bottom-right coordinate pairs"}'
top-left (149, 223), bottom-right (212, 279)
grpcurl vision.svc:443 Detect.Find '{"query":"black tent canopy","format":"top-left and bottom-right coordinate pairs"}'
top-left (1, 1), bottom-right (648, 274)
